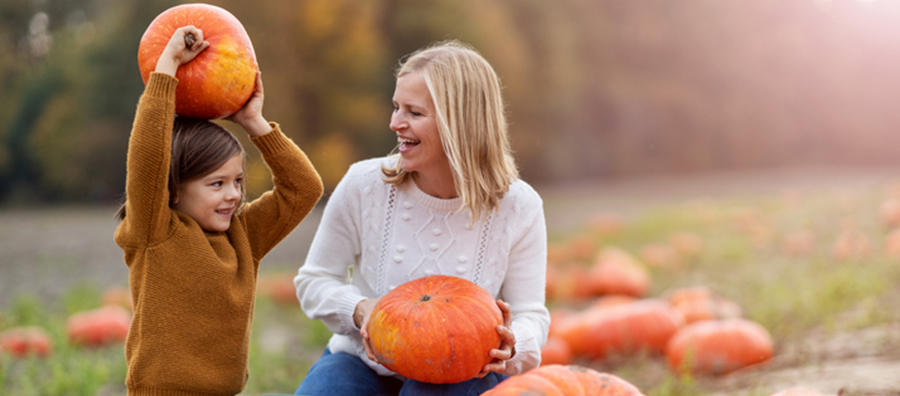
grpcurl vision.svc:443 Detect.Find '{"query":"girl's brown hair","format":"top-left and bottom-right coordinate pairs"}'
top-left (116, 117), bottom-right (246, 220)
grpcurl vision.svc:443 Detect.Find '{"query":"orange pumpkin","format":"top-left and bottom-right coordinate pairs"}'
top-left (666, 318), bottom-right (773, 376)
top-left (668, 232), bottom-right (705, 258)
top-left (366, 275), bottom-right (502, 384)
top-left (579, 299), bottom-right (683, 360)
top-left (67, 305), bottom-right (132, 347)
top-left (584, 247), bottom-right (650, 297)
top-left (481, 364), bottom-right (646, 396)
top-left (0, 326), bottom-right (53, 358)
top-left (138, 3), bottom-right (258, 119)
top-left (540, 336), bottom-right (574, 366)
top-left (662, 286), bottom-right (743, 324)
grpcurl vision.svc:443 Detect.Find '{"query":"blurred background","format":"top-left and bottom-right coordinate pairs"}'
top-left (3, 2), bottom-right (900, 393)
top-left (3, 0), bottom-right (900, 203)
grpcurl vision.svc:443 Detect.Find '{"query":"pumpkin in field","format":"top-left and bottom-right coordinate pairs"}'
top-left (578, 299), bottom-right (683, 360)
top-left (668, 231), bottom-right (705, 258)
top-left (138, 3), bottom-right (258, 119)
top-left (366, 275), bottom-right (502, 384)
top-left (584, 247), bottom-right (651, 297)
top-left (639, 243), bottom-right (681, 268)
top-left (549, 296), bottom-right (642, 358)
top-left (0, 326), bottom-right (53, 358)
top-left (662, 286), bottom-right (743, 324)
top-left (67, 305), bottom-right (132, 347)
top-left (540, 336), bottom-right (574, 366)
top-left (666, 318), bottom-right (773, 376)
top-left (480, 364), bottom-right (646, 396)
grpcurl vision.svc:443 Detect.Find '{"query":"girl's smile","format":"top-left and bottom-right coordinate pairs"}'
top-left (173, 154), bottom-right (244, 232)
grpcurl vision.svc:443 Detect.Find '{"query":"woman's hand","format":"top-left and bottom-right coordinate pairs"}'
top-left (355, 298), bottom-right (381, 362)
top-left (477, 300), bottom-right (516, 377)
top-left (155, 25), bottom-right (209, 76)
top-left (226, 71), bottom-right (270, 136)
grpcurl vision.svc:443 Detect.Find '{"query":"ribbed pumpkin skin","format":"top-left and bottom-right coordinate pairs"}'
top-left (480, 364), bottom-right (646, 396)
top-left (666, 318), bottom-right (773, 376)
top-left (367, 275), bottom-right (503, 384)
top-left (138, 3), bottom-right (258, 119)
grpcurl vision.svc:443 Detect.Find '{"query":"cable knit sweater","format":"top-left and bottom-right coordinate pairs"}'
top-left (115, 72), bottom-right (323, 396)
top-left (295, 157), bottom-right (550, 378)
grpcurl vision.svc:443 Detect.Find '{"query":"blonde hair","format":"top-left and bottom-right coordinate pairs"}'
top-left (382, 40), bottom-right (518, 223)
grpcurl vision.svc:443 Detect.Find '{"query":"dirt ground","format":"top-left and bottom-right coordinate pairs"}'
top-left (2, 165), bottom-right (900, 395)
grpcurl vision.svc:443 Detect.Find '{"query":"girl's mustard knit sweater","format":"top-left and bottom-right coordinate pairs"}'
top-left (114, 72), bottom-right (323, 396)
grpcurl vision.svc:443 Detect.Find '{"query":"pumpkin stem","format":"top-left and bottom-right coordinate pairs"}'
top-left (184, 32), bottom-right (197, 48)
top-left (419, 294), bottom-right (432, 302)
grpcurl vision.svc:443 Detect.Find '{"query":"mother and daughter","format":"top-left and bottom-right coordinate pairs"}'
top-left (117, 25), bottom-right (549, 396)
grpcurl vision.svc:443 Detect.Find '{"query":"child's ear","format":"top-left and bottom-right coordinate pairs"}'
top-left (171, 191), bottom-right (179, 205)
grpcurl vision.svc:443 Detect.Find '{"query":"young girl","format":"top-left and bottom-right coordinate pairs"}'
top-left (115, 26), bottom-right (323, 395)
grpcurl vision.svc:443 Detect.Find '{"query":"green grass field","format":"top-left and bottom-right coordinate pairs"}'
top-left (2, 168), bottom-right (900, 395)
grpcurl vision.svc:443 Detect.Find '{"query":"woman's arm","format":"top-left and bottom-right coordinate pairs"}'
top-left (294, 165), bottom-right (369, 335)
top-left (496, 191), bottom-right (551, 375)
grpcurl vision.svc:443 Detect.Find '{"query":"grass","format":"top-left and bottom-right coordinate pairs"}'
top-left (2, 177), bottom-right (900, 395)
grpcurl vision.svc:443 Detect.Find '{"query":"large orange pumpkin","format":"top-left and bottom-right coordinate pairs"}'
top-left (366, 275), bottom-right (503, 384)
top-left (138, 3), bottom-right (258, 119)
top-left (481, 364), bottom-right (646, 396)
top-left (579, 299), bottom-right (684, 360)
top-left (665, 318), bottom-right (773, 376)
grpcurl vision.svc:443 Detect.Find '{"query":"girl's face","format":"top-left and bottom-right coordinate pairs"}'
top-left (390, 72), bottom-right (450, 182)
top-left (173, 154), bottom-right (243, 232)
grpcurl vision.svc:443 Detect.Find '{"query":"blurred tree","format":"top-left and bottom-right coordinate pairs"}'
top-left (3, 0), bottom-right (900, 205)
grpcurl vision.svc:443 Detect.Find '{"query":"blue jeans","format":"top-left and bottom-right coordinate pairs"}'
top-left (294, 348), bottom-right (507, 396)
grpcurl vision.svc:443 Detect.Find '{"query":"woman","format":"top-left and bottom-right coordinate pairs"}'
top-left (294, 40), bottom-right (549, 396)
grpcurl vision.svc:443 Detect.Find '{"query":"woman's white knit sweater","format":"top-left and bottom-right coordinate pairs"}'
top-left (294, 157), bottom-right (550, 377)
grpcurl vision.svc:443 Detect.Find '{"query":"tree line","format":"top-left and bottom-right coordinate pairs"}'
top-left (2, 0), bottom-right (899, 204)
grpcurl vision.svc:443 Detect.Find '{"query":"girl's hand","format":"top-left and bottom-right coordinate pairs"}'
top-left (355, 298), bottom-right (381, 362)
top-left (477, 300), bottom-right (516, 377)
top-left (155, 26), bottom-right (210, 76)
top-left (226, 72), bottom-right (270, 136)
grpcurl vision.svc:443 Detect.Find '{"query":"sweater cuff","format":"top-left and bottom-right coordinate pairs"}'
top-left (338, 292), bottom-right (367, 333)
top-left (250, 122), bottom-right (293, 155)
top-left (145, 72), bottom-right (178, 100)
top-left (505, 323), bottom-right (539, 376)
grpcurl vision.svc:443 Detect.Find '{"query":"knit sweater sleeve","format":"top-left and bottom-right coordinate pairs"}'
top-left (294, 162), bottom-right (368, 336)
top-left (239, 125), bottom-right (323, 261)
top-left (115, 72), bottom-right (179, 249)
top-left (498, 184), bottom-right (551, 375)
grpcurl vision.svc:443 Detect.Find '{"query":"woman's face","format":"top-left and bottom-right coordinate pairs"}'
top-left (173, 154), bottom-right (243, 232)
top-left (390, 72), bottom-right (448, 179)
